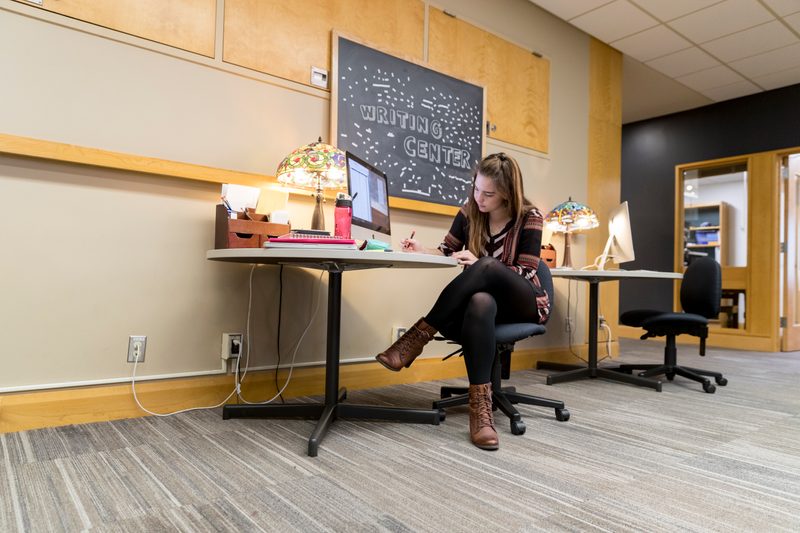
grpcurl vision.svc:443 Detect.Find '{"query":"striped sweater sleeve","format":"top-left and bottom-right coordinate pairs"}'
top-left (437, 205), bottom-right (468, 256)
top-left (508, 209), bottom-right (550, 323)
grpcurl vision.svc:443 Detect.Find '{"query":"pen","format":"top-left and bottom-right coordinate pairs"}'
top-left (221, 197), bottom-right (233, 213)
top-left (409, 230), bottom-right (416, 240)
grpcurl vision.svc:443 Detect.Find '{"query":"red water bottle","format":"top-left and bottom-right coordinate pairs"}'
top-left (334, 193), bottom-right (352, 239)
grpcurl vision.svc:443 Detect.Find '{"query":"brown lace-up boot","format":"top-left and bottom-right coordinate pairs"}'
top-left (468, 383), bottom-right (499, 450)
top-left (375, 317), bottom-right (437, 371)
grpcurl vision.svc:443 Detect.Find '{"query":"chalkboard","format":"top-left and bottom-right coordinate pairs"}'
top-left (332, 35), bottom-right (484, 212)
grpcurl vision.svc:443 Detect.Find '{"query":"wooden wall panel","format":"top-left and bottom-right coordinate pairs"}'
top-left (20, 0), bottom-right (216, 57)
top-left (223, 0), bottom-right (424, 89)
top-left (746, 153), bottom-right (780, 341)
top-left (427, 8), bottom-right (549, 153)
top-left (587, 39), bottom-right (622, 346)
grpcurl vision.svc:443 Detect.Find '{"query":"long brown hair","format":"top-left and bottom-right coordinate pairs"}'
top-left (465, 152), bottom-right (533, 256)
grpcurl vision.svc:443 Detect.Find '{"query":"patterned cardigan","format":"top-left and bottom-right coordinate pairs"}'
top-left (437, 204), bottom-right (551, 324)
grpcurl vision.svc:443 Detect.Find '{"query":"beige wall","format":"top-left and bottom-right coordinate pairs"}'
top-left (0, 0), bottom-right (592, 391)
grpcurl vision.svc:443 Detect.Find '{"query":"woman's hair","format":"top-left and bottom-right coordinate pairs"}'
top-left (465, 152), bottom-right (533, 256)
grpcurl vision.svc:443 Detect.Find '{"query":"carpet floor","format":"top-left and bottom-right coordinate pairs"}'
top-left (2, 338), bottom-right (799, 532)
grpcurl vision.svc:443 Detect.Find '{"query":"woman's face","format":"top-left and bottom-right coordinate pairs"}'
top-left (473, 173), bottom-right (507, 214)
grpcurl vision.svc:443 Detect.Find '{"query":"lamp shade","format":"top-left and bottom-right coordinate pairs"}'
top-left (544, 198), bottom-right (599, 233)
top-left (544, 197), bottom-right (599, 269)
top-left (276, 138), bottom-right (346, 190)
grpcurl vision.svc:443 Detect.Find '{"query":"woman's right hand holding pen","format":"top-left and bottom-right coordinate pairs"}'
top-left (401, 230), bottom-right (421, 252)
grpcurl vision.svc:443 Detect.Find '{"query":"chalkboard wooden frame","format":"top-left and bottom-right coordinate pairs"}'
top-left (331, 33), bottom-right (485, 216)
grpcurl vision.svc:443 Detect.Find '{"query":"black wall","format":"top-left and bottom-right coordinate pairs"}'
top-left (620, 83), bottom-right (800, 313)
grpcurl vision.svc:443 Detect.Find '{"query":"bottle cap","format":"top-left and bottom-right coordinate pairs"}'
top-left (335, 192), bottom-right (352, 207)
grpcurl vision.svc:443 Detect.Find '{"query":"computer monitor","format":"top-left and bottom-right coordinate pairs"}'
top-left (345, 151), bottom-right (392, 243)
top-left (596, 201), bottom-right (635, 270)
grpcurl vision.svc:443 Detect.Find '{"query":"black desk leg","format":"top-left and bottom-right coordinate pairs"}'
top-left (223, 269), bottom-right (441, 457)
top-left (537, 280), bottom-right (661, 391)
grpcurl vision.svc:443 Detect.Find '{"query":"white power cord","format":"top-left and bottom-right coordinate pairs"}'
top-left (131, 264), bottom-right (324, 415)
top-left (599, 317), bottom-right (612, 361)
top-left (236, 268), bottom-right (325, 404)
top-left (131, 352), bottom-right (238, 417)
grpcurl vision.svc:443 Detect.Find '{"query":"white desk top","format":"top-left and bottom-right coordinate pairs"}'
top-left (207, 247), bottom-right (459, 270)
top-left (550, 268), bottom-right (682, 281)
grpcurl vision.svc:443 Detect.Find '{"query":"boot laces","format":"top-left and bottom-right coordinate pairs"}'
top-left (395, 327), bottom-right (428, 359)
top-left (472, 390), bottom-right (495, 430)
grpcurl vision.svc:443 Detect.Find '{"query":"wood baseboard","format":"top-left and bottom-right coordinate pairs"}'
top-left (0, 346), bottom-right (587, 434)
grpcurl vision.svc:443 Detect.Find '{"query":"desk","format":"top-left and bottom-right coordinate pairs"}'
top-left (207, 248), bottom-right (457, 456)
top-left (540, 269), bottom-right (682, 391)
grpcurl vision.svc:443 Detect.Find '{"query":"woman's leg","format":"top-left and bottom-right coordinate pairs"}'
top-left (433, 258), bottom-right (541, 383)
top-left (460, 292), bottom-right (497, 384)
top-left (426, 256), bottom-right (540, 330)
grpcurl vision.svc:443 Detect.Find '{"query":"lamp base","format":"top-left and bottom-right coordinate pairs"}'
top-left (311, 192), bottom-right (325, 230)
top-left (562, 232), bottom-right (573, 269)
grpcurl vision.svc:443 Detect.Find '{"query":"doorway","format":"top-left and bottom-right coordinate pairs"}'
top-left (781, 153), bottom-right (800, 351)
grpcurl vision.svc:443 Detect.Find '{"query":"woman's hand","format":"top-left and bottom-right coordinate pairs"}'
top-left (400, 238), bottom-right (423, 253)
top-left (452, 250), bottom-right (478, 266)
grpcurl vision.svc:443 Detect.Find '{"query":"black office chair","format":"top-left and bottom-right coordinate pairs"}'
top-left (614, 256), bottom-right (728, 393)
top-left (432, 261), bottom-right (569, 435)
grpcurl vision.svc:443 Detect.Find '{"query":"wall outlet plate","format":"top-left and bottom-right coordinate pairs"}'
top-left (391, 326), bottom-right (408, 342)
top-left (127, 335), bottom-right (147, 363)
top-left (221, 333), bottom-right (243, 359)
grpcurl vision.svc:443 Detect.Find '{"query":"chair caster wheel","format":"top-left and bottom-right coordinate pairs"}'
top-left (716, 377), bottom-right (728, 386)
top-left (666, 373), bottom-right (675, 381)
top-left (703, 381), bottom-right (716, 393)
top-left (511, 420), bottom-right (526, 435)
top-left (438, 409), bottom-right (446, 422)
top-left (555, 408), bottom-right (570, 422)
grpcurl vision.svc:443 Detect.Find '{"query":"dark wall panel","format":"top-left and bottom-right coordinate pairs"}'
top-left (620, 83), bottom-right (800, 313)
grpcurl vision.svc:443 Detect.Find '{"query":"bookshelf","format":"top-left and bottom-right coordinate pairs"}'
top-left (684, 202), bottom-right (728, 266)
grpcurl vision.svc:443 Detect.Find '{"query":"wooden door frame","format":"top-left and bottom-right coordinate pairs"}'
top-left (781, 153), bottom-right (800, 351)
top-left (671, 151), bottom-right (783, 352)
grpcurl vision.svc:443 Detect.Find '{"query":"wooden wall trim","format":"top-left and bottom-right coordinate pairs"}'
top-left (0, 132), bottom-right (272, 187)
top-left (1, 346), bottom-right (578, 433)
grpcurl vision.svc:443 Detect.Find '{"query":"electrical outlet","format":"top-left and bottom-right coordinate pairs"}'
top-left (221, 333), bottom-right (243, 360)
top-left (564, 317), bottom-right (574, 333)
top-left (127, 335), bottom-right (147, 363)
top-left (391, 326), bottom-right (408, 342)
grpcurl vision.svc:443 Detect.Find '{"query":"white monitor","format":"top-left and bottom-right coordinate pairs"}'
top-left (597, 201), bottom-right (635, 270)
top-left (345, 152), bottom-right (392, 243)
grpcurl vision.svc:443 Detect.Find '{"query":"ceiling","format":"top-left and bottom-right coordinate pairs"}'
top-left (529, 0), bottom-right (800, 123)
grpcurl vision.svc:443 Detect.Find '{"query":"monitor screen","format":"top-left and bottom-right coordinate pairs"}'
top-left (597, 201), bottom-right (635, 270)
top-left (345, 152), bottom-right (392, 243)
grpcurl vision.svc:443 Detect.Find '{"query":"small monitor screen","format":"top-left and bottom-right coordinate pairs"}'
top-left (345, 152), bottom-right (391, 242)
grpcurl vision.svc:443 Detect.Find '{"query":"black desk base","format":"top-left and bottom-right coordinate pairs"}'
top-left (222, 269), bottom-right (441, 457)
top-left (223, 389), bottom-right (440, 457)
top-left (536, 361), bottom-right (662, 391)
top-left (537, 278), bottom-right (662, 392)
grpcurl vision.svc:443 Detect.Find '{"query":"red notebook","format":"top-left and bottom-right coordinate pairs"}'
top-left (264, 237), bottom-right (357, 249)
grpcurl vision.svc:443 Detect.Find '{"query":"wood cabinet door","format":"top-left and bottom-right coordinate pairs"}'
top-left (17, 0), bottom-right (217, 56)
top-left (427, 8), bottom-right (550, 153)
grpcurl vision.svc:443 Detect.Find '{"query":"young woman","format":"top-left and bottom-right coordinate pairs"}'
top-left (376, 152), bottom-right (550, 451)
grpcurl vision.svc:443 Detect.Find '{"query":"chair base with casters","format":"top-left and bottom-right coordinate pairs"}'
top-left (432, 323), bottom-right (570, 436)
top-left (614, 309), bottom-right (728, 394)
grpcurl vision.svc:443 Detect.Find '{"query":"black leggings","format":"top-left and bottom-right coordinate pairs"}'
top-left (424, 257), bottom-right (540, 384)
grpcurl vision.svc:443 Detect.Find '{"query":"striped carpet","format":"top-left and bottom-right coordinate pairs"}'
top-left (2, 338), bottom-right (800, 532)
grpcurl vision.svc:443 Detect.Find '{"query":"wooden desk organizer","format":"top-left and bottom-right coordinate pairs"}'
top-left (214, 204), bottom-right (290, 248)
